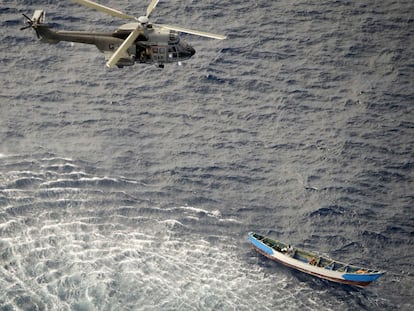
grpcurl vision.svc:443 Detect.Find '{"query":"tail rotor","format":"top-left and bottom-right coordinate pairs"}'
top-left (20, 10), bottom-right (45, 39)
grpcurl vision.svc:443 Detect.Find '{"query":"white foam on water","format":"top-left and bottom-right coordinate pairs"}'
top-left (0, 198), bottom-right (358, 311)
top-left (0, 159), bottom-right (363, 310)
top-left (164, 205), bottom-right (222, 218)
top-left (41, 157), bottom-right (74, 162)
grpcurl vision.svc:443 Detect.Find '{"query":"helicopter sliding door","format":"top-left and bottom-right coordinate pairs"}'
top-left (151, 46), bottom-right (167, 63)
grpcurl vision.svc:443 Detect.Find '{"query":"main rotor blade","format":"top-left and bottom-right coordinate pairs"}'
top-left (146, 0), bottom-right (159, 17)
top-left (22, 13), bottom-right (32, 22)
top-left (158, 24), bottom-right (227, 40)
top-left (71, 0), bottom-right (136, 20)
top-left (106, 26), bottom-right (142, 68)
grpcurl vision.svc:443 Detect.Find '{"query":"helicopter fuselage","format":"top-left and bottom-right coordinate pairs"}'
top-left (22, 2), bottom-right (225, 68)
top-left (35, 22), bottom-right (195, 68)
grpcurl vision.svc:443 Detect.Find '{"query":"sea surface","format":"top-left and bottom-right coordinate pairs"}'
top-left (1, 0), bottom-right (413, 310)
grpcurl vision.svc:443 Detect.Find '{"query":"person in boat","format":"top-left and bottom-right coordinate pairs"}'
top-left (281, 244), bottom-right (295, 256)
top-left (281, 244), bottom-right (292, 253)
top-left (287, 244), bottom-right (294, 255)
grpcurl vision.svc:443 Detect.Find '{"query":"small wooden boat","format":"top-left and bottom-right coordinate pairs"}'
top-left (248, 232), bottom-right (384, 287)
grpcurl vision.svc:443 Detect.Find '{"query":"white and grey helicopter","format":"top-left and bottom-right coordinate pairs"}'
top-left (21, 0), bottom-right (226, 68)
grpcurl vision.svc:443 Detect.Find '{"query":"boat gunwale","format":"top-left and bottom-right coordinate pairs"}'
top-left (249, 232), bottom-right (384, 274)
top-left (248, 232), bottom-right (385, 287)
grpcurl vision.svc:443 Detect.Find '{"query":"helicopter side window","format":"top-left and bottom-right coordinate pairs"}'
top-left (152, 46), bottom-right (166, 61)
top-left (158, 48), bottom-right (166, 61)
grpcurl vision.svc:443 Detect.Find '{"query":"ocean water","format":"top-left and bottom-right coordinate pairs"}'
top-left (1, 0), bottom-right (413, 310)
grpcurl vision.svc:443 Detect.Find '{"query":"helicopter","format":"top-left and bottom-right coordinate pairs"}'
top-left (21, 0), bottom-right (226, 68)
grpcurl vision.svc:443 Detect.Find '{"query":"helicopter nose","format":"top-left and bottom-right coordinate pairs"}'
top-left (178, 42), bottom-right (196, 59)
top-left (188, 46), bottom-right (195, 57)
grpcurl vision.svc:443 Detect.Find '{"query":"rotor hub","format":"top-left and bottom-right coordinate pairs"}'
top-left (138, 16), bottom-right (149, 25)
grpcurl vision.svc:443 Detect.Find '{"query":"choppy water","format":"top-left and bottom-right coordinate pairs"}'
top-left (1, 0), bottom-right (413, 310)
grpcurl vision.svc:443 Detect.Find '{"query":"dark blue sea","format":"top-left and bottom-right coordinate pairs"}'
top-left (1, 0), bottom-right (413, 310)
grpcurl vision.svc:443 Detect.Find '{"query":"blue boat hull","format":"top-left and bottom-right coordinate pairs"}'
top-left (248, 233), bottom-right (384, 287)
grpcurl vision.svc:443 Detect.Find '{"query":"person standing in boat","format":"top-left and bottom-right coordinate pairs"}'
top-left (282, 244), bottom-right (294, 255)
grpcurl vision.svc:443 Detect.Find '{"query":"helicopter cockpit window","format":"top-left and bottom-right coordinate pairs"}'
top-left (168, 46), bottom-right (178, 58)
